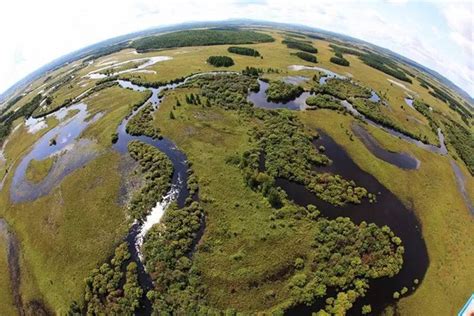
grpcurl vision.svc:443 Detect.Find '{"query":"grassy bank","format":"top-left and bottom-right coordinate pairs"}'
top-left (25, 157), bottom-right (56, 183)
top-left (0, 229), bottom-right (17, 315)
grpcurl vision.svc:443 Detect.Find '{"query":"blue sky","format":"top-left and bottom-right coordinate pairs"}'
top-left (0, 0), bottom-right (472, 96)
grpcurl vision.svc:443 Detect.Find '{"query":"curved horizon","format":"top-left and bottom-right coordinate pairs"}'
top-left (1, 1), bottom-right (472, 100)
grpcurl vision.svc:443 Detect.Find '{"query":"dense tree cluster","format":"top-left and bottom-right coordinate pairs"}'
top-left (0, 94), bottom-right (42, 143)
top-left (329, 44), bottom-right (364, 56)
top-left (282, 39), bottom-right (318, 53)
top-left (359, 53), bottom-right (412, 83)
top-left (305, 94), bottom-right (343, 110)
top-left (132, 29), bottom-right (274, 52)
top-left (142, 202), bottom-right (205, 313)
top-left (127, 140), bottom-right (174, 220)
top-left (227, 46), bottom-right (261, 57)
top-left (292, 51), bottom-right (318, 63)
top-left (266, 80), bottom-right (304, 102)
top-left (330, 56), bottom-right (350, 66)
top-left (289, 217), bottom-right (403, 313)
top-left (241, 66), bottom-right (263, 78)
top-left (184, 73), bottom-right (259, 110)
top-left (444, 119), bottom-right (474, 175)
top-left (412, 99), bottom-right (439, 135)
top-left (317, 78), bottom-right (371, 100)
top-left (71, 243), bottom-right (143, 315)
top-left (126, 103), bottom-right (161, 139)
top-left (206, 55), bottom-right (235, 67)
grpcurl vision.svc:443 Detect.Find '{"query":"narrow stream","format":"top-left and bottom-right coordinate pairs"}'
top-left (449, 160), bottom-right (474, 215)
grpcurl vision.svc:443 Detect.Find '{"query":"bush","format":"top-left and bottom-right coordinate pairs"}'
top-left (292, 51), bottom-right (317, 63)
top-left (266, 80), bottom-right (304, 102)
top-left (330, 56), bottom-right (350, 66)
top-left (306, 94), bottom-right (342, 110)
top-left (207, 55), bottom-right (235, 67)
top-left (227, 46), bottom-right (260, 57)
top-left (282, 39), bottom-right (318, 53)
top-left (132, 29), bottom-right (274, 52)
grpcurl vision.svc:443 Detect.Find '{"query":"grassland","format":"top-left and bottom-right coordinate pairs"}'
top-left (0, 228), bottom-right (17, 315)
top-left (25, 156), bottom-right (56, 183)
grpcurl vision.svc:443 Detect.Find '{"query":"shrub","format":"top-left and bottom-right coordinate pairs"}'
top-left (228, 46), bottom-right (260, 57)
top-left (207, 55), bottom-right (235, 67)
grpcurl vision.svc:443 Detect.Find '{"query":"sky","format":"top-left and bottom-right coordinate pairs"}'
top-left (0, 0), bottom-right (473, 96)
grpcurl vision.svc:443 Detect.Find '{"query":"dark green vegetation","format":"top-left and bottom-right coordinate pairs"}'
top-left (330, 56), bottom-right (350, 66)
top-left (132, 29), bottom-right (274, 52)
top-left (266, 80), bottom-right (304, 102)
top-left (360, 53), bottom-right (412, 83)
top-left (0, 94), bottom-right (42, 143)
top-left (292, 51), bottom-right (317, 63)
top-left (443, 120), bottom-right (474, 175)
top-left (127, 140), bottom-right (174, 221)
top-left (318, 78), bottom-right (371, 100)
top-left (306, 94), bottom-right (343, 110)
top-left (282, 39), bottom-right (318, 53)
top-left (329, 44), bottom-right (364, 56)
top-left (143, 202), bottom-right (205, 313)
top-left (329, 43), bottom-right (413, 83)
top-left (126, 103), bottom-right (161, 139)
top-left (71, 243), bottom-right (142, 315)
top-left (246, 110), bottom-right (371, 206)
top-left (227, 46), bottom-right (261, 57)
top-left (207, 55), bottom-right (235, 67)
top-left (412, 100), bottom-right (439, 135)
top-left (305, 217), bottom-right (403, 314)
top-left (184, 73), bottom-right (259, 109)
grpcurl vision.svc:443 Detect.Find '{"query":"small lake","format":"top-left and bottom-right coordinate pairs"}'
top-left (404, 98), bottom-right (415, 109)
top-left (10, 103), bottom-right (103, 203)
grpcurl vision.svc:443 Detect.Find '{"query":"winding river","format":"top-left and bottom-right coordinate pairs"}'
top-left (5, 69), bottom-right (471, 315)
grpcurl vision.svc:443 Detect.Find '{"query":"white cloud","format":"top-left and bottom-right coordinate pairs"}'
top-left (0, 0), bottom-right (472, 96)
top-left (441, 2), bottom-right (474, 56)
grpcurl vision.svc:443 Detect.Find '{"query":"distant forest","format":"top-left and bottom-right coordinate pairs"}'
top-left (132, 29), bottom-right (274, 52)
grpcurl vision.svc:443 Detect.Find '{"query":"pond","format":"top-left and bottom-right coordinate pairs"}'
top-left (10, 103), bottom-right (103, 203)
top-left (247, 79), bottom-right (313, 110)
